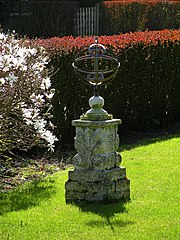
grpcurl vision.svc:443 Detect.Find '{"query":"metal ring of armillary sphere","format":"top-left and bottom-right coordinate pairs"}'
top-left (72, 38), bottom-right (120, 121)
top-left (72, 39), bottom-right (120, 89)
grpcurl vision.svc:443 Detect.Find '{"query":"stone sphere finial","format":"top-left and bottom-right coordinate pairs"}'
top-left (81, 95), bottom-right (112, 121)
top-left (89, 95), bottom-right (104, 109)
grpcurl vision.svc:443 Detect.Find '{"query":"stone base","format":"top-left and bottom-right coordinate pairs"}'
top-left (65, 167), bottom-right (130, 203)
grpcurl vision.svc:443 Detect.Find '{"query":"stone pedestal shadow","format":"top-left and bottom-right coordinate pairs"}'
top-left (65, 119), bottom-right (130, 203)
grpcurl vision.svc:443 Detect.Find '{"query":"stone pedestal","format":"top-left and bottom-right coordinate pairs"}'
top-left (65, 119), bottom-right (130, 203)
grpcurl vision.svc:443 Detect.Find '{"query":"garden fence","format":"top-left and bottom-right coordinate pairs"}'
top-left (0, 1), bottom-right (179, 37)
top-left (75, 4), bottom-right (99, 36)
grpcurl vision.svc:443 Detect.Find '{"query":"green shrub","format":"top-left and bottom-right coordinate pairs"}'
top-left (35, 30), bottom-right (180, 148)
top-left (100, 1), bottom-right (180, 35)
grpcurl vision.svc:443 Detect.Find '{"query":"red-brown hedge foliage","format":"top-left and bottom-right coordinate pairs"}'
top-left (35, 29), bottom-right (180, 54)
top-left (33, 29), bottom-right (180, 148)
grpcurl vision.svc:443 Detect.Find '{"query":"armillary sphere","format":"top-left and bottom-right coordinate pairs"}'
top-left (72, 38), bottom-right (120, 121)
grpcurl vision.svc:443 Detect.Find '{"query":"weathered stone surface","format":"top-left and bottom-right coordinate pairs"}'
top-left (65, 180), bottom-right (116, 193)
top-left (66, 191), bottom-right (130, 203)
top-left (65, 177), bottom-right (130, 203)
top-left (72, 119), bottom-right (122, 128)
top-left (68, 167), bottom-right (126, 182)
top-left (115, 178), bottom-right (130, 191)
top-left (80, 95), bottom-right (113, 121)
top-left (73, 151), bottom-right (121, 171)
top-left (72, 119), bottom-right (121, 171)
top-left (65, 118), bottom-right (130, 203)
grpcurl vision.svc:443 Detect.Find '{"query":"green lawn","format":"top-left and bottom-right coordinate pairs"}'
top-left (0, 134), bottom-right (180, 240)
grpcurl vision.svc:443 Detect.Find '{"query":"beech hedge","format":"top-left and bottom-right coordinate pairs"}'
top-left (100, 1), bottom-right (180, 35)
top-left (34, 29), bottom-right (180, 148)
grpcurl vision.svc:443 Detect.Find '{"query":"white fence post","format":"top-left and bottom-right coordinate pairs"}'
top-left (75, 4), bottom-right (99, 36)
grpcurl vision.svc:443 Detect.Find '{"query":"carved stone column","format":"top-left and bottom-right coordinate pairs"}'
top-left (65, 119), bottom-right (130, 203)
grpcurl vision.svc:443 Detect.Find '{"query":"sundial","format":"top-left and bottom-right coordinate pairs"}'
top-left (66, 39), bottom-right (130, 204)
top-left (72, 38), bottom-right (120, 120)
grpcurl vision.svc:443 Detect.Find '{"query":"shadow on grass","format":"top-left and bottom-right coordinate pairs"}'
top-left (76, 202), bottom-right (134, 232)
top-left (119, 133), bottom-right (180, 152)
top-left (0, 177), bottom-right (56, 215)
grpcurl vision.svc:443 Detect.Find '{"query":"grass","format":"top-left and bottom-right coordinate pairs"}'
top-left (0, 134), bottom-right (180, 240)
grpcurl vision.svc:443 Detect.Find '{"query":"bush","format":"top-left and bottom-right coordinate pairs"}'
top-left (100, 1), bottom-right (180, 35)
top-left (35, 29), bottom-right (180, 149)
top-left (0, 31), bottom-right (58, 154)
top-left (1, 1), bottom-right (179, 38)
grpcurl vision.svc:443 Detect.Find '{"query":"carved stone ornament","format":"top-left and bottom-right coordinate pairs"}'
top-left (65, 119), bottom-right (130, 203)
top-left (72, 120), bottom-right (121, 170)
